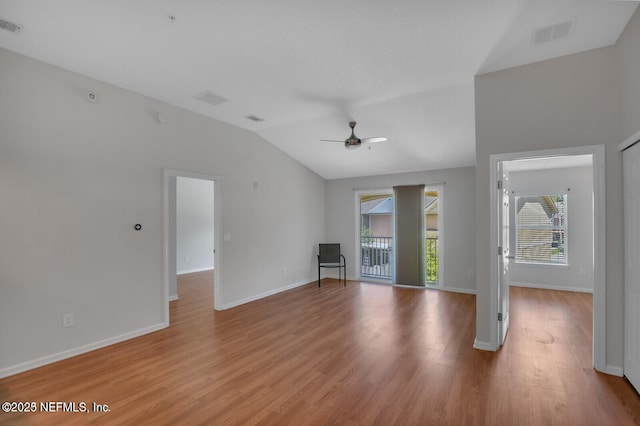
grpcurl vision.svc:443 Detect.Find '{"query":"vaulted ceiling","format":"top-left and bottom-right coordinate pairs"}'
top-left (0, 1), bottom-right (637, 179)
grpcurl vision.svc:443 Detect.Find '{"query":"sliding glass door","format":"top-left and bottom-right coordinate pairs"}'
top-left (357, 185), bottom-right (443, 287)
top-left (359, 192), bottom-right (393, 281)
top-left (425, 187), bottom-right (442, 286)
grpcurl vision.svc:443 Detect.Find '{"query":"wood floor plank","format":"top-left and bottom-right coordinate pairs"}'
top-left (1, 275), bottom-right (639, 425)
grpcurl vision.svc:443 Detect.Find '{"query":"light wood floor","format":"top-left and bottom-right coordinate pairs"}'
top-left (1, 272), bottom-right (639, 425)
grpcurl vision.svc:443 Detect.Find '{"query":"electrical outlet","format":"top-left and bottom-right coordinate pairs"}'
top-left (283, 267), bottom-right (288, 276)
top-left (62, 313), bottom-right (74, 328)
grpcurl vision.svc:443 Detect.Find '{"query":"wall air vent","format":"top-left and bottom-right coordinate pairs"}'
top-left (193, 91), bottom-right (229, 106)
top-left (534, 18), bottom-right (575, 45)
top-left (245, 115), bottom-right (265, 122)
top-left (0, 17), bottom-right (23, 33)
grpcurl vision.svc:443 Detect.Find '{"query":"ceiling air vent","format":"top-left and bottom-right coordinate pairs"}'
top-left (0, 17), bottom-right (23, 33)
top-left (534, 18), bottom-right (575, 45)
top-left (245, 115), bottom-right (265, 122)
top-left (193, 91), bottom-right (229, 106)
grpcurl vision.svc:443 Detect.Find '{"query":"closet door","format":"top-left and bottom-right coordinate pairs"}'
top-left (624, 142), bottom-right (640, 392)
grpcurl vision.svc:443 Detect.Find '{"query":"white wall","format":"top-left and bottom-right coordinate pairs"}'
top-left (475, 47), bottom-right (624, 366)
top-left (508, 166), bottom-right (594, 293)
top-left (326, 166), bottom-right (476, 293)
top-left (0, 48), bottom-right (326, 377)
top-left (617, 9), bottom-right (640, 142)
top-left (176, 177), bottom-right (214, 275)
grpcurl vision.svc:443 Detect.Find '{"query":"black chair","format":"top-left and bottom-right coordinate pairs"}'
top-left (317, 243), bottom-right (346, 287)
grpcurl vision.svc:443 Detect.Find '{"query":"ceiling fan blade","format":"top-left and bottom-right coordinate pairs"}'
top-left (320, 139), bottom-right (346, 143)
top-left (362, 137), bottom-right (388, 144)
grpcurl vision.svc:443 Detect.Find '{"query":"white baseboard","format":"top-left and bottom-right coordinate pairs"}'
top-left (393, 283), bottom-right (427, 289)
top-left (177, 267), bottom-right (214, 275)
top-left (510, 281), bottom-right (593, 293)
top-left (473, 338), bottom-right (495, 351)
top-left (220, 279), bottom-right (311, 310)
top-left (442, 286), bottom-right (477, 295)
top-left (0, 322), bottom-right (167, 379)
top-left (603, 364), bottom-right (624, 377)
top-left (169, 294), bottom-right (179, 301)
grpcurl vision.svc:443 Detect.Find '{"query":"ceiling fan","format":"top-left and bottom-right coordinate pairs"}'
top-left (321, 121), bottom-right (388, 149)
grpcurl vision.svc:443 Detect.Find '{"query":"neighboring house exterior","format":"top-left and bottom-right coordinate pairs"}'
top-left (360, 197), bottom-right (394, 237)
top-left (360, 196), bottom-right (439, 237)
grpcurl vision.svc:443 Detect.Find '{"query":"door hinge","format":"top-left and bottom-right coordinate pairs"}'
top-left (497, 246), bottom-right (503, 255)
top-left (498, 312), bottom-right (503, 322)
top-left (497, 180), bottom-right (502, 190)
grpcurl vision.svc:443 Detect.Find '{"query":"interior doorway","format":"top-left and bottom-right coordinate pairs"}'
top-left (163, 170), bottom-right (222, 326)
top-left (175, 177), bottom-right (214, 278)
top-left (174, 177), bottom-right (214, 303)
top-left (489, 145), bottom-right (605, 372)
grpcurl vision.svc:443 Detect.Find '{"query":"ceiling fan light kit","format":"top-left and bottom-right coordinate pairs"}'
top-left (345, 141), bottom-right (360, 150)
top-left (321, 121), bottom-right (388, 150)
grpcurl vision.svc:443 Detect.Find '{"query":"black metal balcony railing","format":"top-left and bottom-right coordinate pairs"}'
top-left (425, 237), bottom-right (439, 283)
top-left (361, 236), bottom-right (392, 278)
top-left (360, 236), bottom-right (438, 283)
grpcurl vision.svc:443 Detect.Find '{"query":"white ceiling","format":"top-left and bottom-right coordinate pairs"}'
top-left (0, 1), bottom-right (637, 179)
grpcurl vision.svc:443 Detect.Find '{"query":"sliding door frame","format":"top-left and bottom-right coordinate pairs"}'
top-left (424, 183), bottom-right (445, 290)
top-left (354, 188), bottom-right (393, 284)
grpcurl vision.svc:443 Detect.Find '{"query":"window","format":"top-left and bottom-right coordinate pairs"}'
top-left (515, 194), bottom-right (567, 265)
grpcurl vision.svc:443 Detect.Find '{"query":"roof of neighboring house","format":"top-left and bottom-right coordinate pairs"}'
top-left (516, 196), bottom-right (558, 218)
top-left (361, 196), bottom-right (438, 215)
top-left (361, 197), bottom-right (394, 215)
top-left (425, 198), bottom-right (438, 215)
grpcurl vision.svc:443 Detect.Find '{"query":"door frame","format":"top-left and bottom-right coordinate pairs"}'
top-left (163, 169), bottom-right (222, 327)
top-left (489, 144), bottom-right (605, 372)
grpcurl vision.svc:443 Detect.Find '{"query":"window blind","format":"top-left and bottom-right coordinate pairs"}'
top-left (515, 194), bottom-right (567, 265)
top-left (393, 185), bottom-right (425, 286)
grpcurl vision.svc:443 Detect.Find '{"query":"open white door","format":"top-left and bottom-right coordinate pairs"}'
top-left (624, 142), bottom-right (640, 392)
top-left (497, 163), bottom-right (511, 346)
